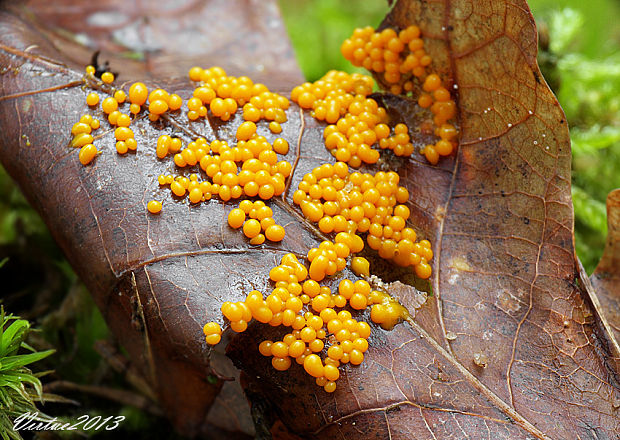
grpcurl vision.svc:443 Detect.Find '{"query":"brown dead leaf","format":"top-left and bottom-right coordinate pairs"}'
top-left (591, 189), bottom-right (620, 344)
top-left (0, 0), bottom-right (618, 439)
top-left (0, 0), bottom-right (301, 437)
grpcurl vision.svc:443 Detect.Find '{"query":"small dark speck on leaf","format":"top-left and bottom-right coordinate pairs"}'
top-left (523, 217), bottom-right (530, 224)
top-left (90, 50), bottom-right (117, 79)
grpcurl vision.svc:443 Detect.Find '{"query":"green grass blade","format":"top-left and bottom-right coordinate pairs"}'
top-left (0, 320), bottom-right (29, 358)
top-left (0, 350), bottom-right (54, 371)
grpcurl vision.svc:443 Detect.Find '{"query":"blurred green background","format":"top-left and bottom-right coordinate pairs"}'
top-left (0, 0), bottom-right (618, 437)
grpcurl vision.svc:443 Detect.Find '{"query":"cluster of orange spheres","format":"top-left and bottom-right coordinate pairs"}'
top-left (341, 25), bottom-right (430, 95)
top-left (306, 234), bottom-right (362, 282)
top-left (156, 83), bottom-right (292, 211)
top-left (228, 200), bottom-right (285, 245)
top-left (155, 171), bottom-right (216, 208)
top-left (203, 251), bottom-right (410, 393)
top-left (78, 67), bottom-right (143, 162)
top-left (418, 73), bottom-right (459, 164)
top-left (188, 65), bottom-right (289, 132)
top-left (152, 133), bottom-right (293, 210)
top-left (69, 114), bottom-right (101, 165)
top-left (292, 70), bottom-right (417, 166)
top-left (293, 162), bottom-right (433, 278)
top-left (84, 67), bottom-right (184, 155)
top-left (291, 70), bottom-right (375, 123)
top-left (341, 25), bottom-right (460, 165)
top-left (72, 37), bottom-right (441, 393)
top-left (77, 64), bottom-right (296, 229)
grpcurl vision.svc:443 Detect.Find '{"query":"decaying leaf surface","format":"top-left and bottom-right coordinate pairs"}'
top-left (234, 1), bottom-right (620, 437)
top-left (0, 0), bottom-right (301, 437)
top-left (0, 1), bottom-right (618, 440)
top-left (591, 189), bottom-right (620, 343)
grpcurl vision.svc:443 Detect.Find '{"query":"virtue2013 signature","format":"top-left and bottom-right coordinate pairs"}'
top-left (14, 412), bottom-right (125, 432)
